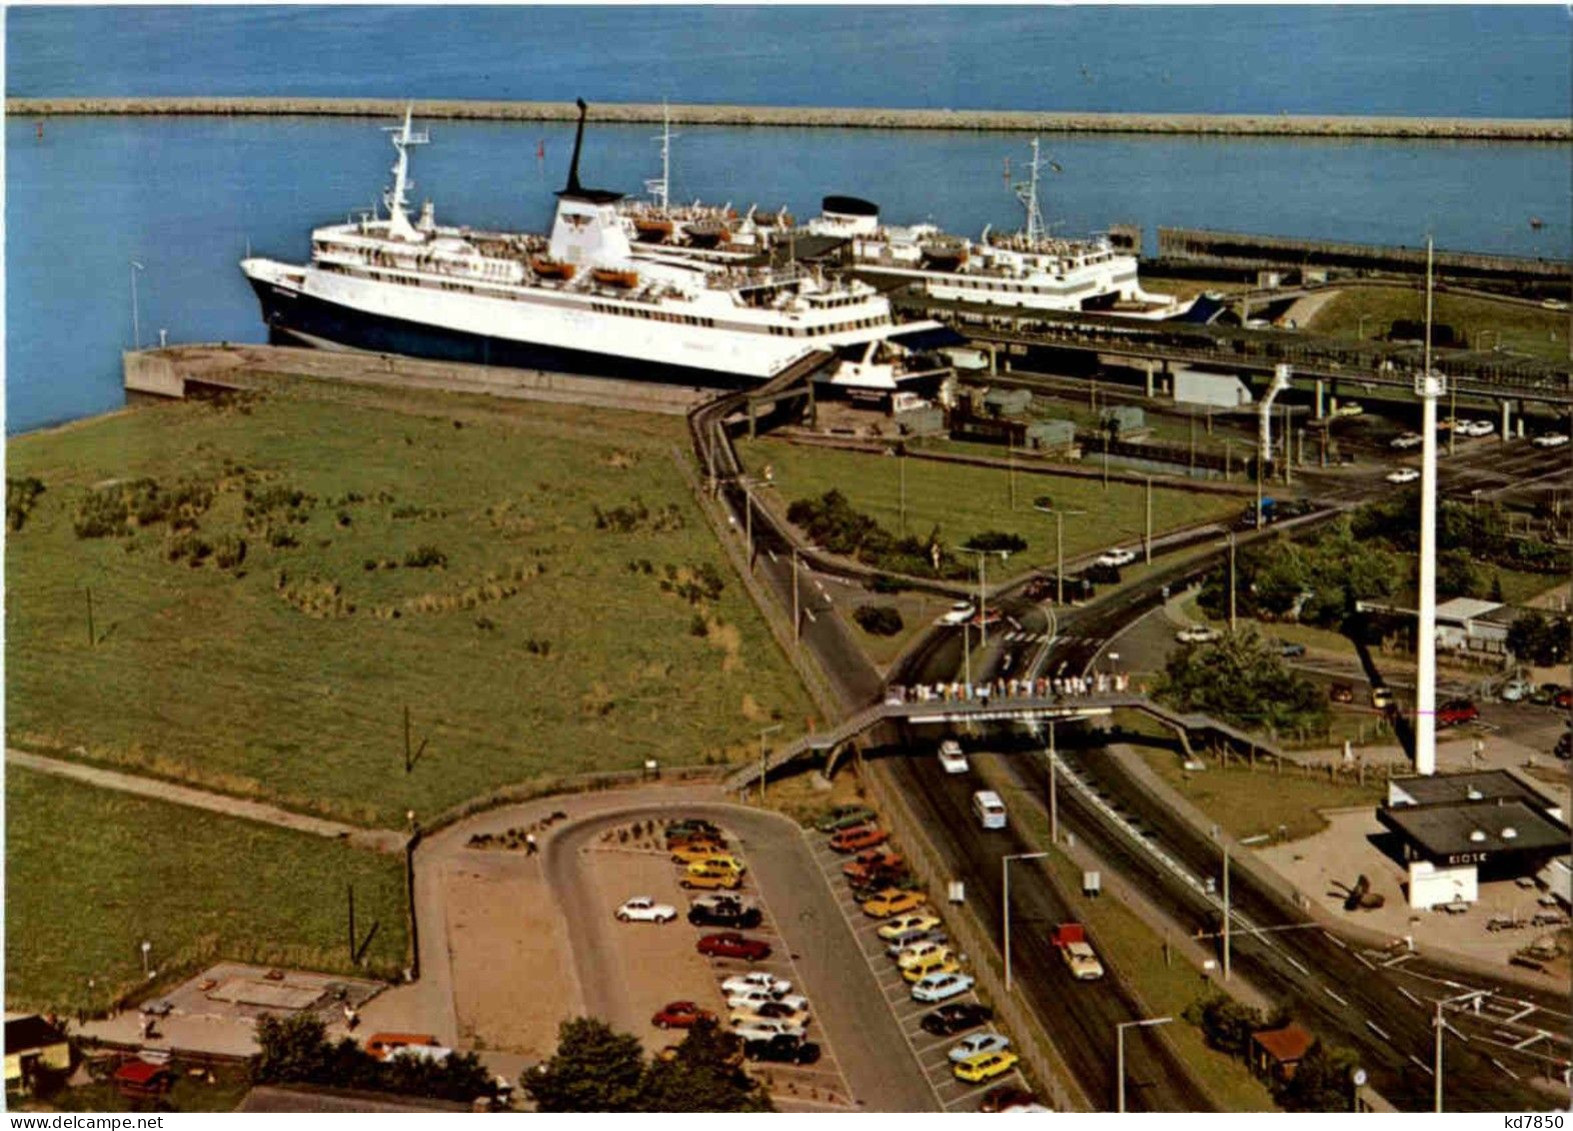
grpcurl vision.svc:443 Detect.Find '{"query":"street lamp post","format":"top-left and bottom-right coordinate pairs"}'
top-left (1434, 989), bottom-right (1487, 1111)
top-left (758, 723), bottom-right (783, 804)
top-left (129, 260), bottom-right (145, 350)
top-left (1048, 723), bottom-right (1058, 845)
top-left (1003, 852), bottom-right (1049, 993)
top-left (1116, 1016), bottom-right (1173, 1112)
top-left (1032, 504), bottom-right (1084, 608)
top-left (959, 546), bottom-right (1011, 649)
top-left (140, 940), bottom-right (152, 979)
top-left (1217, 831), bottom-right (1270, 981)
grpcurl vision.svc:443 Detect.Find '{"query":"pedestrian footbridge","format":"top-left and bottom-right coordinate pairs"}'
top-left (724, 690), bottom-right (1285, 791)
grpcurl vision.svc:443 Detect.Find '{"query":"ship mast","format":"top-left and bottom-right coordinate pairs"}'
top-left (645, 100), bottom-right (677, 212)
top-left (1012, 137), bottom-right (1049, 243)
top-left (382, 105), bottom-right (429, 242)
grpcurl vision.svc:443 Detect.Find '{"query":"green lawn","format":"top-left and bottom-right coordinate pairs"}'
top-left (5, 767), bottom-right (409, 1014)
top-left (739, 439), bottom-right (1238, 573)
top-left (7, 388), bottom-right (814, 826)
top-left (1308, 286), bottom-right (1570, 363)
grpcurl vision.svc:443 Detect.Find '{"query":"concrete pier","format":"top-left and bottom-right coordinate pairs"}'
top-left (11, 97), bottom-right (1570, 141)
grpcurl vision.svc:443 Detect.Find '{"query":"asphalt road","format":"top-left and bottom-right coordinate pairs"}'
top-left (545, 803), bottom-right (939, 1112)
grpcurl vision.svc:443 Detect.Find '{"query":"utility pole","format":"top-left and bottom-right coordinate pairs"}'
top-left (1282, 404), bottom-right (1292, 485)
top-left (1228, 532), bottom-right (1238, 633)
top-left (1255, 453), bottom-right (1264, 530)
top-left (1008, 441), bottom-right (1016, 510)
top-left (1189, 414), bottom-right (1197, 472)
top-left (1144, 476), bottom-right (1153, 564)
top-left (758, 723), bottom-right (783, 804)
top-left (1048, 727), bottom-right (1058, 844)
top-left (1103, 431), bottom-right (1110, 489)
top-left (85, 586), bottom-right (95, 647)
top-left (899, 450), bottom-right (907, 537)
top-left (743, 484), bottom-right (753, 572)
top-left (791, 549), bottom-right (800, 642)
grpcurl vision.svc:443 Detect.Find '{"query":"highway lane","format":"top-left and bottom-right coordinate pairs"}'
top-left (877, 753), bottom-right (1215, 1112)
top-left (1006, 744), bottom-right (1549, 1111)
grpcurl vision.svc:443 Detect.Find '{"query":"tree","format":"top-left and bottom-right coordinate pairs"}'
top-left (1274, 1040), bottom-right (1362, 1113)
top-left (853, 604), bottom-right (903, 636)
top-left (1182, 995), bottom-right (1286, 1059)
top-left (638, 1019), bottom-right (772, 1113)
top-left (252, 1013), bottom-right (335, 1085)
top-left (1154, 627), bottom-right (1328, 734)
top-left (1508, 610), bottom-right (1571, 667)
top-left (524, 1018), bottom-right (647, 1113)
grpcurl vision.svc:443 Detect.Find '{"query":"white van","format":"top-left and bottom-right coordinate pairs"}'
top-left (971, 790), bottom-right (1007, 830)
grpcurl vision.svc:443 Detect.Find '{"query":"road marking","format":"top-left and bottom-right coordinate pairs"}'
top-left (1365, 1021), bottom-right (1392, 1042)
top-left (1354, 952), bottom-right (1375, 970)
top-left (767, 549), bottom-right (778, 563)
top-left (1323, 986), bottom-right (1350, 1007)
top-left (1398, 986), bottom-right (1422, 1006)
top-left (1322, 932), bottom-right (1347, 950)
top-left (1284, 955), bottom-right (1309, 975)
top-left (1408, 1054), bottom-right (1434, 1076)
top-left (1489, 1056), bottom-right (1521, 1081)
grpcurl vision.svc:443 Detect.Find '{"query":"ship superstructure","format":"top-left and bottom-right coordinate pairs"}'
top-left (812, 138), bottom-right (1190, 320)
top-left (242, 102), bottom-right (950, 390)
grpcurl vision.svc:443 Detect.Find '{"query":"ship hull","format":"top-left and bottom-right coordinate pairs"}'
top-left (248, 275), bottom-right (771, 391)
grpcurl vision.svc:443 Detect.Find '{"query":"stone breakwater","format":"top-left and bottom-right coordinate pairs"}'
top-left (10, 97), bottom-right (1570, 141)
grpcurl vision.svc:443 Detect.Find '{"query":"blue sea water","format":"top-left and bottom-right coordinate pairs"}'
top-left (5, 7), bottom-right (1571, 433)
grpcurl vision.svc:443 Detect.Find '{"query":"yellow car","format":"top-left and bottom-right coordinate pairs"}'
top-left (669, 841), bottom-right (730, 865)
top-left (895, 940), bottom-right (952, 970)
top-left (902, 954), bottom-right (961, 984)
top-left (681, 863), bottom-right (742, 891)
top-left (954, 1049), bottom-right (1020, 1085)
top-left (862, 889), bottom-right (929, 918)
top-left (688, 853), bottom-right (745, 875)
top-left (877, 914), bottom-right (940, 941)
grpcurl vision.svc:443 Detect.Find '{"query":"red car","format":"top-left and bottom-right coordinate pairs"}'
top-left (651, 1001), bottom-right (716, 1030)
top-left (830, 824), bottom-right (890, 853)
top-left (696, 932), bottom-right (772, 961)
top-left (1555, 688), bottom-right (1573, 710)
top-left (1437, 698), bottom-right (1480, 727)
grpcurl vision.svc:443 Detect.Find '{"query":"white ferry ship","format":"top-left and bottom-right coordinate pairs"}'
top-left (242, 102), bottom-right (954, 391)
top-left (810, 139), bottom-right (1191, 320)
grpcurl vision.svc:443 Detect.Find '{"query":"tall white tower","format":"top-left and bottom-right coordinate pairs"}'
top-left (1414, 238), bottom-right (1443, 776)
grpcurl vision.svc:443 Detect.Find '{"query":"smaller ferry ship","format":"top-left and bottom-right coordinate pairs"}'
top-left (811, 138), bottom-right (1191, 320)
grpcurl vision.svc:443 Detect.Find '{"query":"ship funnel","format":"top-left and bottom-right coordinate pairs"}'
top-left (564, 98), bottom-right (589, 196)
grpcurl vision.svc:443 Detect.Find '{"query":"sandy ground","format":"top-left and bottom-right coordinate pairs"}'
top-left (1258, 807), bottom-right (1567, 969)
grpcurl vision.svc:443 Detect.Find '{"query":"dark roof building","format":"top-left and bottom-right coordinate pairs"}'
top-left (1251, 1024), bottom-right (1315, 1082)
top-left (1378, 800), bottom-right (1569, 870)
top-left (1387, 770), bottom-right (1551, 811)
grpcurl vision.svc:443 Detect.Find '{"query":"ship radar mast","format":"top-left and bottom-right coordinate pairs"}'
top-left (382, 105), bottom-right (429, 242)
top-left (645, 101), bottom-right (678, 211)
top-left (1012, 137), bottom-right (1050, 243)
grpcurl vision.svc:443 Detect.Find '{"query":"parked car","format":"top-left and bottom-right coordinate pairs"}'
top-left (1555, 688), bottom-right (1573, 710)
top-left (849, 867), bottom-right (914, 896)
top-left (665, 818), bottom-right (720, 842)
top-left (815, 806), bottom-right (877, 834)
top-left (1385, 467), bottom-right (1420, 485)
top-left (616, 896), bottom-right (677, 924)
top-left (1457, 419), bottom-right (1495, 437)
top-left (1555, 732), bottom-right (1571, 761)
top-left (698, 932), bottom-right (771, 961)
top-left (1529, 683), bottom-right (1567, 706)
top-left (879, 913), bottom-right (941, 940)
top-left (680, 865), bottom-right (743, 891)
top-left (1277, 640), bottom-right (1307, 658)
top-left (1370, 685), bottom-right (1396, 711)
top-left (885, 926), bottom-right (947, 957)
top-left (911, 971), bottom-right (976, 1003)
top-left (1096, 547), bottom-right (1137, 568)
top-left (862, 888), bottom-right (929, 918)
top-left (1330, 402), bottom-right (1364, 417)
top-left (920, 1001), bottom-right (994, 1037)
top-left (938, 739), bottom-right (970, 775)
top-left (651, 1001), bottom-right (715, 1030)
top-left (730, 1000), bottom-right (811, 1030)
top-left (1437, 698), bottom-right (1480, 727)
top-left (688, 895), bottom-right (763, 930)
top-left (742, 1033), bottom-right (821, 1066)
top-left (830, 824), bottom-right (890, 853)
top-left (1175, 625), bottom-right (1222, 645)
top-left (1501, 678), bottom-right (1534, 703)
top-left (726, 987), bottom-right (808, 1013)
top-left (1329, 682), bottom-right (1354, 704)
top-left (721, 971), bottom-right (792, 998)
top-left (978, 1084), bottom-right (1038, 1113)
top-left (947, 1032), bottom-right (1012, 1063)
top-left (954, 1050), bottom-right (1021, 1085)
top-left (843, 848), bottom-right (905, 883)
top-left (1531, 432), bottom-right (1570, 448)
top-left (670, 841), bottom-right (732, 864)
top-left (1389, 432), bottom-right (1424, 450)
top-left (731, 1017), bottom-right (807, 1043)
top-left (894, 940), bottom-right (952, 970)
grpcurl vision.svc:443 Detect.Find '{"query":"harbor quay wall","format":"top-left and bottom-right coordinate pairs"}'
top-left (1156, 226), bottom-right (1570, 281)
top-left (12, 97), bottom-right (1571, 141)
top-left (122, 343), bottom-right (712, 416)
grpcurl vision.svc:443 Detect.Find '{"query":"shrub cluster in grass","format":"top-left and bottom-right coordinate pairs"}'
top-left (853, 605), bottom-right (904, 636)
top-left (1352, 496), bottom-right (1572, 578)
top-left (593, 497), bottom-right (685, 533)
top-left (1155, 627), bottom-right (1328, 734)
top-left (255, 1013), bottom-right (495, 1104)
top-left (403, 544), bottom-right (448, 569)
top-left (786, 489), bottom-right (972, 580)
top-left (657, 561), bottom-right (725, 605)
top-left (74, 477), bottom-right (214, 538)
top-left (7, 476), bottom-right (45, 532)
top-left (1198, 517), bottom-right (1399, 630)
top-left (242, 483), bottom-right (315, 527)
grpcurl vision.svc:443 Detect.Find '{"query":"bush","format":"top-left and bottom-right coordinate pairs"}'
top-left (853, 605), bottom-right (904, 636)
top-left (404, 545), bottom-right (448, 569)
top-left (6, 476), bottom-right (45, 532)
top-left (214, 535), bottom-right (248, 570)
top-left (869, 574), bottom-right (908, 594)
top-left (964, 531), bottom-right (1028, 554)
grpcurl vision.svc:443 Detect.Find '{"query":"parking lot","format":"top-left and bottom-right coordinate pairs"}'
top-left (805, 834), bottom-right (1032, 1112)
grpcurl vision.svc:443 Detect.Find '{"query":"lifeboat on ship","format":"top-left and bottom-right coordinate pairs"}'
top-left (632, 213), bottom-right (676, 242)
top-left (531, 256), bottom-right (576, 281)
top-left (591, 266), bottom-right (640, 289)
top-left (684, 218), bottom-right (732, 249)
top-left (920, 236), bottom-right (970, 271)
top-left (754, 210), bottom-right (795, 230)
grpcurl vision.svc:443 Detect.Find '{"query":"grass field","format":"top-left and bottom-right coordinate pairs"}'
top-left (7, 387), bottom-right (815, 826)
top-left (5, 767), bottom-right (409, 1014)
top-left (738, 439), bottom-right (1239, 573)
top-left (1308, 286), bottom-right (1571, 363)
